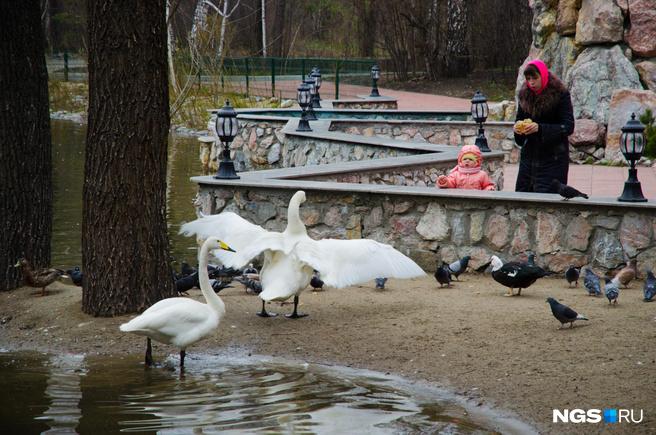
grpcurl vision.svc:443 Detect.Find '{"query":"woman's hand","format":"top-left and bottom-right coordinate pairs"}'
top-left (523, 122), bottom-right (539, 135)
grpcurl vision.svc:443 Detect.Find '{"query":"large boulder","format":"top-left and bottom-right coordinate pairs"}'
top-left (569, 118), bottom-right (606, 148)
top-left (515, 36), bottom-right (578, 98)
top-left (575, 0), bottom-right (623, 45)
top-left (635, 61), bottom-right (656, 92)
top-left (605, 89), bottom-right (656, 160)
top-left (566, 45), bottom-right (642, 124)
top-left (530, 0), bottom-right (558, 48)
top-left (625, 0), bottom-right (656, 57)
top-left (556, 0), bottom-right (581, 36)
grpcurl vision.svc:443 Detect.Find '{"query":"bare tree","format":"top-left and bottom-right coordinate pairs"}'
top-left (204, 0), bottom-right (241, 61)
top-left (445, 0), bottom-right (469, 77)
top-left (261, 0), bottom-right (267, 56)
top-left (83, 0), bottom-right (175, 316)
top-left (0, 0), bottom-right (53, 291)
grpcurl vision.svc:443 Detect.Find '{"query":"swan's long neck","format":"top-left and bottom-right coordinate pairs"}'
top-left (285, 194), bottom-right (307, 236)
top-left (199, 239), bottom-right (226, 317)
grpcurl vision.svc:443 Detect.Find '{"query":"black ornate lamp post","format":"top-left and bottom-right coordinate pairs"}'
top-left (618, 113), bottom-right (647, 202)
top-left (304, 78), bottom-right (318, 121)
top-left (471, 90), bottom-right (491, 153)
top-left (296, 82), bottom-right (312, 132)
top-left (311, 67), bottom-right (322, 108)
top-left (370, 64), bottom-right (381, 97)
top-left (213, 100), bottom-right (240, 179)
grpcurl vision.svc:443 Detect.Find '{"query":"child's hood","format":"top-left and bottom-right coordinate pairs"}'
top-left (457, 145), bottom-right (482, 168)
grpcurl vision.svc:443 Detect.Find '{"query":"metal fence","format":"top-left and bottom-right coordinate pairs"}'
top-left (46, 53), bottom-right (392, 100)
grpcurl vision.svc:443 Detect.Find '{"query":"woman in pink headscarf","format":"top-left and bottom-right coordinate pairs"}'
top-left (514, 59), bottom-right (574, 193)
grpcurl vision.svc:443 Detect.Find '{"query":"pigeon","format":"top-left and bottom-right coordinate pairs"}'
top-left (526, 253), bottom-right (536, 266)
top-left (604, 277), bottom-right (620, 305)
top-left (583, 268), bottom-right (601, 297)
top-left (643, 270), bottom-right (656, 302)
top-left (65, 266), bottom-right (83, 287)
top-left (375, 277), bottom-right (388, 289)
top-left (310, 273), bottom-right (324, 291)
top-left (447, 256), bottom-right (470, 281)
top-left (614, 259), bottom-right (637, 288)
top-left (211, 279), bottom-right (232, 293)
top-left (180, 262), bottom-right (197, 277)
top-left (242, 263), bottom-right (258, 276)
top-left (175, 272), bottom-right (199, 294)
top-left (490, 255), bottom-right (551, 296)
top-left (234, 276), bottom-right (262, 294)
top-left (209, 265), bottom-right (241, 280)
top-left (551, 179), bottom-right (589, 200)
top-left (565, 265), bottom-right (581, 288)
top-left (546, 297), bottom-right (589, 329)
top-left (434, 262), bottom-right (452, 288)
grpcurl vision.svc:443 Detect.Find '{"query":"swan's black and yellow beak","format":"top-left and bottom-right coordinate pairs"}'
top-left (219, 241), bottom-right (236, 252)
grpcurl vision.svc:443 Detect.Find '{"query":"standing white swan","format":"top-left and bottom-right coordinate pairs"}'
top-left (180, 191), bottom-right (425, 318)
top-left (119, 237), bottom-right (234, 368)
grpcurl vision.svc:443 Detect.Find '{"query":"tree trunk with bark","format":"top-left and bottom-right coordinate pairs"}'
top-left (83, 0), bottom-right (175, 316)
top-left (445, 0), bottom-right (470, 77)
top-left (0, 0), bottom-right (53, 291)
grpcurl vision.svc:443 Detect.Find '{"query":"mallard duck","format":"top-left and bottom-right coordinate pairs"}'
top-left (120, 237), bottom-right (234, 369)
top-left (180, 190), bottom-right (425, 319)
top-left (14, 258), bottom-right (65, 296)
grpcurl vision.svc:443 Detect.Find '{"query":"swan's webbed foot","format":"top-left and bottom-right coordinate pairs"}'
top-left (257, 300), bottom-right (277, 317)
top-left (285, 295), bottom-right (308, 319)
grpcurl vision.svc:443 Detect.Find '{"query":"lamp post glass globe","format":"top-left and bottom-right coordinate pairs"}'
top-left (370, 64), bottom-right (381, 97)
top-left (471, 90), bottom-right (491, 152)
top-left (618, 113), bottom-right (647, 202)
top-left (214, 100), bottom-right (240, 179)
top-left (311, 68), bottom-right (322, 108)
top-left (296, 83), bottom-right (312, 132)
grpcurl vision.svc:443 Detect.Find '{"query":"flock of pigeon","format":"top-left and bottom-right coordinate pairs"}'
top-left (435, 251), bottom-right (656, 329)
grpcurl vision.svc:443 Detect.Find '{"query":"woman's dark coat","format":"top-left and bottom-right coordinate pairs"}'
top-left (514, 76), bottom-right (575, 193)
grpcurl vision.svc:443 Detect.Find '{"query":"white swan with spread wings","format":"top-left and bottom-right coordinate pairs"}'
top-left (180, 191), bottom-right (425, 318)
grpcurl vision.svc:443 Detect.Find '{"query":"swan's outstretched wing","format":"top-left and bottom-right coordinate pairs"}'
top-left (180, 212), bottom-right (285, 268)
top-left (294, 238), bottom-right (425, 288)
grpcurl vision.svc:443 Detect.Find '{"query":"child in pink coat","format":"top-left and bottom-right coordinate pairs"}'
top-left (437, 145), bottom-right (496, 191)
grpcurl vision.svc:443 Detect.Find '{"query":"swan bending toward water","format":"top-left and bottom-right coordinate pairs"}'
top-left (119, 237), bottom-right (234, 368)
top-left (180, 191), bottom-right (425, 318)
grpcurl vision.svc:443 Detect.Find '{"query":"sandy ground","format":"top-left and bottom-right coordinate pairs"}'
top-left (1, 273), bottom-right (655, 434)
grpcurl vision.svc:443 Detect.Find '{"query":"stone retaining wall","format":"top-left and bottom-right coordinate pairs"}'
top-left (328, 121), bottom-right (519, 163)
top-left (331, 100), bottom-right (398, 110)
top-left (307, 159), bottom-right (504, 190)
top-left (193, 186), bottom-right (656, 274)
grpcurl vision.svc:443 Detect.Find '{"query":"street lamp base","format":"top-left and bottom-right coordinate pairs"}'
top-left (475, 135), bottom-right (491, 153)
top-left (370, 88), bottom-right (380, 97)
top-left (618, 180), bottom-right (647, 202)
top-left (296, 118), bottom-right (312, 132)
top-left (214, 160), bottom-right (240, 179)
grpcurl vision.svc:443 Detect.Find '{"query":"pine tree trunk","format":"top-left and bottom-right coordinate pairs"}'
top-left (0, 0), bottom-right (53, 291)
top-left (83, 0), bottom-right (175, 316)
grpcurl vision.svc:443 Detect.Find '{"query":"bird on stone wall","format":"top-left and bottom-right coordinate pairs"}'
top-left (180, 191), bottom-right (424, 318)
top-left (546, 297), bottom-right (588, 329)
top-left (490, 255), bottom-right (551, 296)
top-left (583, 268), bottom-right (602, 297)
top-left (565, 265), bottom-right (581, 288)
top-left (551, 179), bottom-right (589, 200)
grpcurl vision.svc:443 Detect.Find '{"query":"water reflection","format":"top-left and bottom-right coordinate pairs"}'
top-left (36, 354), bottom-right (86, 434)
top-left (51, 120), bottom-right (202, 270)
top-left (0, 352), bottom-right (503, 434)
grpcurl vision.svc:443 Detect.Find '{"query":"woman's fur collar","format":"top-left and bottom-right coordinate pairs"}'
top-left (518, 74), bottom-right (567, 118)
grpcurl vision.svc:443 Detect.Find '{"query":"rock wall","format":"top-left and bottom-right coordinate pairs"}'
top-left (331, 100), bottom-right (398, 110)
top-left (329, 121), bottom-right (520, 163)
top-left (523, 0), bottom-right (656, 161)
top-left (194, 186), bottom-right (656, 273)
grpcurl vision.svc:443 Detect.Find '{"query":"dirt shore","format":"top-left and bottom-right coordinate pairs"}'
top-left (1, 273), bottom-right (655, 434)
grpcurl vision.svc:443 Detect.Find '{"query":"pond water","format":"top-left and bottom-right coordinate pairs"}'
top-left (51, 119), bottom-right (201, 270)
top-left (0, 350), bottom-right (510, 434)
